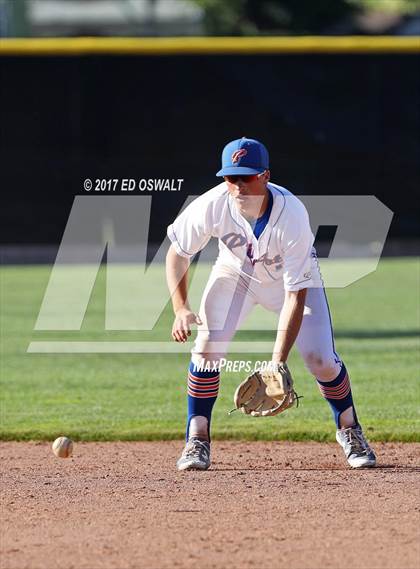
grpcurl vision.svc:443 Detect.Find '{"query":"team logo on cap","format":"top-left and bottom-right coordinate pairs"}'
top-left (231, 149), bottom-right (247, 163)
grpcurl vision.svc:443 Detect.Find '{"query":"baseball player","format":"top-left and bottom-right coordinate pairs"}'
top-left (166, 137), bottom-right (376, 471)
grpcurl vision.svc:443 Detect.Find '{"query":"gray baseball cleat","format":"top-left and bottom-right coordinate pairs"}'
top-left (336, 425), bottom-right (376, 468)
top-left (177, 438), bottom-right (211, 471)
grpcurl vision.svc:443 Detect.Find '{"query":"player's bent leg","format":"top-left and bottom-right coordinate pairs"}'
top-left (314, 360), bottom-right (375, 468)
top-left (177, 268), bottom-right (256, 471)
top-left (296, 287), bottom-right (376, 468)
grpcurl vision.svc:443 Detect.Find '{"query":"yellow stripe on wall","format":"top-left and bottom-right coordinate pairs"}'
top-left (0, 36), bottom-right (419, 56)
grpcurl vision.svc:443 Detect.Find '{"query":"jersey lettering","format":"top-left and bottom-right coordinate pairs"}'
top-left (222, 235), bottom-right (283, 270)
top-left (221, 232), bottom-right (247, 250)
top-left (167, 183), bottom-right (319, 289)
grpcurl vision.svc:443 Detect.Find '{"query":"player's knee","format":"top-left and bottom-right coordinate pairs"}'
top-left (303, 351), bottom-right (339, 380)
top-left (193, 330), bottom-right (229, 366)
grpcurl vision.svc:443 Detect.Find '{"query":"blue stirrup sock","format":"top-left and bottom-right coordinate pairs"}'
top-left (186, 361), bottom-right (220, 441)
top-left (316, 363), bottom-right (358, 428)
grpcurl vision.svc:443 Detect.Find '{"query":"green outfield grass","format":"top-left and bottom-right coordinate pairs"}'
top-left (1, 258), bottom-right (419, 442)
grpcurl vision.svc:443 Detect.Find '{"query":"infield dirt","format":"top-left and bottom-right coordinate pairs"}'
top-left (1, 441), bottom-right (419, 569)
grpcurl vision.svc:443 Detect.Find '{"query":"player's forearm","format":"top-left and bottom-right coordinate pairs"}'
top-left (165, 246), bottom-right (191, 313)
top-left (272, 289), bottom-right (307, 363)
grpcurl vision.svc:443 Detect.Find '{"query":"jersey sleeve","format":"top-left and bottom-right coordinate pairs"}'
top-left (281, 198), bottom-right (315, 291)
top-left (167, 196), bottom-right (212, 259)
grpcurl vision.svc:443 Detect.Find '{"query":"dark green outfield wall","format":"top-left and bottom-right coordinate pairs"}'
top-left (0, 53), bottom-right (419, 243)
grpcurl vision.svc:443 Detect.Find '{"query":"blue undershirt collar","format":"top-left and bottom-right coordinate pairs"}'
top-left (252, 190), bottom-right (273, 239)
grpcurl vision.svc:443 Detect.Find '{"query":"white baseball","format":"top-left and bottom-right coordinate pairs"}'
top-left (52, 436), bottom-right (73, 458)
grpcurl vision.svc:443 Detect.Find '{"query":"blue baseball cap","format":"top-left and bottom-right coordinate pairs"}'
top-left (216, 137), bottom-right (269, 177)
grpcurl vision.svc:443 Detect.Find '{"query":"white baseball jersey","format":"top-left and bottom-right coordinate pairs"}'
top-left (167, 182), bottom-right (321, 291)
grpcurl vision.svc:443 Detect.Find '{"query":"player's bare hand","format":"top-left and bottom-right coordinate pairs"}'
top-left (172, 308), bottom-right (202, 343)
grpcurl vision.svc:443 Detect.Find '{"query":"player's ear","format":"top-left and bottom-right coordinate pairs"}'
top-left (264, 170), bottom-right (270, 182)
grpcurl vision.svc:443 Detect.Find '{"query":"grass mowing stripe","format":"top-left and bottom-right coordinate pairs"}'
top-left (1, 258), bottom-right (419, 441)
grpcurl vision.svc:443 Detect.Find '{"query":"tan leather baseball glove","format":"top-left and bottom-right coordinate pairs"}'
top-left (231, 362), bottom-right (299, 417)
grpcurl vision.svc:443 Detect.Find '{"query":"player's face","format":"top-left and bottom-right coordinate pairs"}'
top-left (224, 170), bottom-right (269, 196)
top-left (224, 170), bottom-right (270, 217)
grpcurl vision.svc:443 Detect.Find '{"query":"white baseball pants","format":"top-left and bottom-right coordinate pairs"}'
top-left (191, 264), bottom-right (341, 381)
